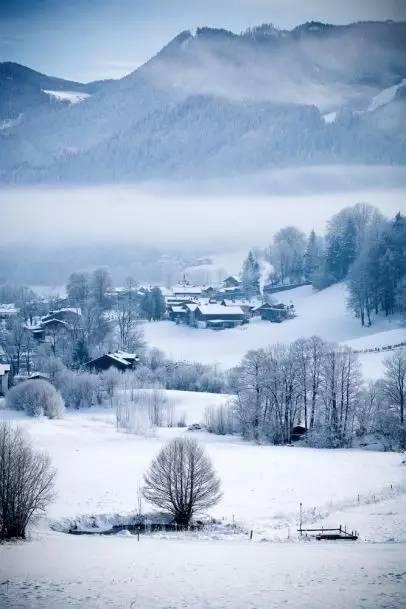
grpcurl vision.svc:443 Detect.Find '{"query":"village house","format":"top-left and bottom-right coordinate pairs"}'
top-left (41, 308), bottom-right (81, 325)
top-left (220, 299), bottom-right (255, 316)
top-left (0, 304), bottom-right (19, 322)
top-left (85, 351), bottom-right (139, 373)
top-left (172, 286), bottom-right (203, 299)
top-left (190, 304), bottom-right (248, 329)
top-left (222, 275), bottom-right (241, 288)
top-left (26, 307), bottom-right (82, 342)
top-left (254, 302), bottom-right (294, 323)
top-left (216, 286), bottom-right (245, 301)
top-left (167, 302), bottom-right (200, 323)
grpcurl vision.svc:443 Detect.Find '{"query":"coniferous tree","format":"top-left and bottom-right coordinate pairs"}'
top-left (304, 229), bottom-right (322, 281)
top-left (241, 250), bottom-right (261, 298)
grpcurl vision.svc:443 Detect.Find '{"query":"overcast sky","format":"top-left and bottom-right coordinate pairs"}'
top-left (1, 0), bottom-right (406, 82)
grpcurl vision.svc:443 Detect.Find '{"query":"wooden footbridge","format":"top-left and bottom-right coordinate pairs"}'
top-left (298, 525), bottom-right (359, 540)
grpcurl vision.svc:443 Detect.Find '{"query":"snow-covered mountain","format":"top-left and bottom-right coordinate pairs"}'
top-left (1, 20), bottom-right (406, 182)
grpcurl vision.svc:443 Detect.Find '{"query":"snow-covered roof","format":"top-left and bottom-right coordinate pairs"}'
top-left (107, 354), bottom-right (132, 366)
top-left (0, 304), bottom-right (19, 315)
top-left (48, 307), bottom-right (81, 316)
top-left (41, 318), bottom-right (69, 327)
top-left (223, 299), bottom-right (252, 307)
top-left (184, 303), bottom-right (199, 312)
top-left (173, 287), bottom-right (203, 295)
top-left (171, 306), bottom-right (188, 313)
top-left (218, 287), bottom-right (241, 293)
top-left (197, 305), bottom-right (245, 316)
top-left (115, 351), bottom-right (138, 361)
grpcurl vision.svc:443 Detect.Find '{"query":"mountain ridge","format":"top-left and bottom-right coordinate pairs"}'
top-left (1, 20), bottom-right (406, 183)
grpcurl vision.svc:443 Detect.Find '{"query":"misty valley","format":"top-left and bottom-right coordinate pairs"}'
top-left (0, 9), bottom-right (406, 609)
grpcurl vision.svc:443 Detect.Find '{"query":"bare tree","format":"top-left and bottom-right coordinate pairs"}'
top-left (0, 423), bottom-right (56, 539)
top-left (383, 350), bottom-right (406, 449)
top-left (143, 438), bottom-right (222, 525)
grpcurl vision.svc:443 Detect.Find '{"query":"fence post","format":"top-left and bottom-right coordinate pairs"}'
top-left (299, 502), bottom-right (303, 536)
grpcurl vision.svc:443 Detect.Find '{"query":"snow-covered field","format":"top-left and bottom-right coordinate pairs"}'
top-left (2, 535), bottom-right (405, 609)
top-left (0, 401), bottom-right (406, 608)
top-left (143, 283), bottom-right (405, 378)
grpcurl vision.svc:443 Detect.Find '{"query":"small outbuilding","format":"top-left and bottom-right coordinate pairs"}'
top-left (0, 364), bottom-right (11, 396)
top-left (291, 426), bottom-right (307, 441)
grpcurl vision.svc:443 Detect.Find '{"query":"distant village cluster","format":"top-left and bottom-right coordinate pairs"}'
top-left (164, 276), bottom-right (297, 330)
top-left (0, 271), bottom-right (300, 394)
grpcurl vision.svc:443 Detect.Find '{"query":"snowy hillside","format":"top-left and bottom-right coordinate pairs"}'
top-left (42, 90), bottom-right (91, 104)
top-left (143, 283), bottom-right (405, 377)
top-left (367, 79), bottom-right (406, 113)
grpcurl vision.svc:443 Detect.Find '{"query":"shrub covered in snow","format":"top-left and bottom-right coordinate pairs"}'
top-left (57, 370), bottom-right (102, 409)
top-left (6, 379), bottom-right (65, 418)
top-left (204, 403), bottom-right (236, 435)
top-left (116, 388), bottom-right (174, 435)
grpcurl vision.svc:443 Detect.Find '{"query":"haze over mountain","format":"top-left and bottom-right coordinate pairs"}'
top-left (1, 20), bottom-right (406, 183)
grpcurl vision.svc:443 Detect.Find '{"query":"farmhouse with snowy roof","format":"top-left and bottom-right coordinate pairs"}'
top-left (253, 302), bottom-right (294, 323)
top-left (190, 304), bottom-right (248, 329)
top-left (85, 351), bottom-right (140, 372)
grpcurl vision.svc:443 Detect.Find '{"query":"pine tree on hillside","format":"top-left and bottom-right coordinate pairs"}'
top-left (304, 229), bottom-right (322, 281)
top-left (241, 250), bottom-right (260, 299)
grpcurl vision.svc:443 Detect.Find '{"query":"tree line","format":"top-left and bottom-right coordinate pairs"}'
top-left (226, 338), bottom-right (405, 450)
top-left (239, 204), bottom-right (405, 326)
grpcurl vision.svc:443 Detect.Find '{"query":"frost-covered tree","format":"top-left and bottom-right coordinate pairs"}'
top-left (241, 250), bottom-right (260, 298)
top-left (66, 272), bottom-right (90, 308)
top-left (114, 276), bottom-right (140, 349)
top-left (303, 230), bottom-right (323, 281)
top-left (272, 227), bottom-right (306, 285)
top-left (90, 268), bottom-right (112, 309)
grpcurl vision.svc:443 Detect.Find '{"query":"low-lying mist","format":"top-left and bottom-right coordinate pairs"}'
top-left (1, 166), bottom-right (405, 286)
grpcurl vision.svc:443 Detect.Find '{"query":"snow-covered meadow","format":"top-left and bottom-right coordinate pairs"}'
top-left (0, 399), bottom-right (406, 608)
top-left (143, 283), bottom-right (405, 378)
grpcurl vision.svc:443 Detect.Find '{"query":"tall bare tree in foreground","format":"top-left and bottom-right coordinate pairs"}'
top-left (0, 423), bottom-right (56, 539)
top-left (143, 438), bottom-right (222, 526)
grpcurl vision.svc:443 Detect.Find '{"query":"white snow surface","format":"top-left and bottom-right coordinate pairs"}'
top-left (1, 403), bottom-right (406, 608)
top-left (322, 111), bottom-right (337, 123)
top-left (143, 283), bottom-right (405, 378)
top-left (0, 405), bottom-right (403, 530)
top-left (42, 90), bottom-right (91, 104)
top-left (1, 535), bottom-right (405, 609)
top-left (367, 79), bottom-right (406, 113)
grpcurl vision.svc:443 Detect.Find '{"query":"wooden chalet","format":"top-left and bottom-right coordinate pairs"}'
top-left (85, 351), bottom-right (139, 373)
top-left (254, 302), bottom-right (294, 323)
top-left (191, 304), bottom-right (247, 329)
